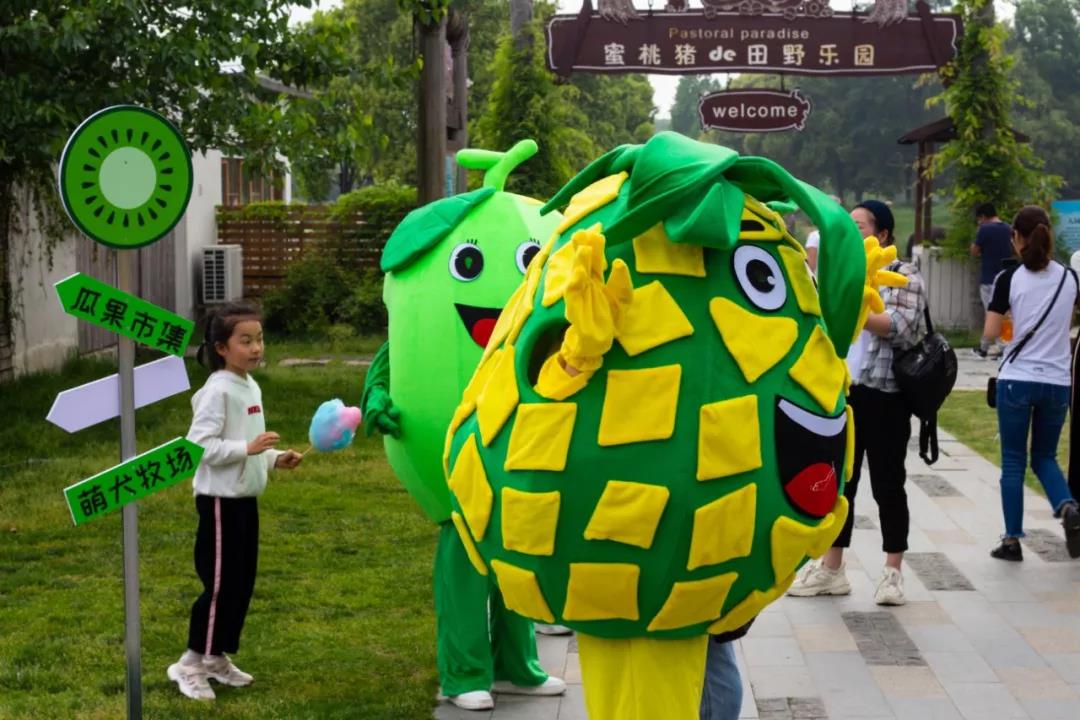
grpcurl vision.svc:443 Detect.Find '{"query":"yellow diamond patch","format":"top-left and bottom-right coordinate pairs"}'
top-left (769, 497), bottom-right (849, 584)
top-left (706, 577), bottom-right (794, 635)
top-left (617, 281), bottom-right (695, 357)
top-left (476, 345), bottom-right (520, 446)
top-left (482, 291), bottom-right (520, 363)
top-left (844, 405), bottom-right (855, 480)
top-left (504, 403), bottom-right (577, 472)
top-left (710, 297), bottom-right (798, 383)
top-left (697, 395), bottom-right (762, 481)
top-left (646, 573), bottom-right (739, 632)
top-left (447, 434), bottom-right (493, 540)
top-left (633, 223), bottom-right (706, 277)
top-left (557, 172), bottom-right (628, 235)
top-left (490, 559), bottom-right (555, 623)
top-left (501, 487), bottom-right (561, 556)
top-left (543, 238), bottom-right (583, 308)
top-left (778, 245), bottom-right (821, 317)
top-left (562, 563), bottom-right (641, 621)
top-left (584, 480), bottom-right (670, 549)
top-left (788, 326), bottom-right (846, 414)
top-left (598, 365), bottom-right (682, 446)
top-left (451, 511), bottom-right (488, 576)
top-left (740, 205), bottom-right (785, 242)
top-left (687, 484), bottom-right (757, 570)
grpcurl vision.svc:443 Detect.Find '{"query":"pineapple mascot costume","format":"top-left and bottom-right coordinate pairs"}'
top-left (361, 141), bottom-right (565, 707)
top-left (442, 133), bottom-right (905, 718)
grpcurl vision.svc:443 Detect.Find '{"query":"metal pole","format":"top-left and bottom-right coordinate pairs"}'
top-left (116, 248), bottom-right (142, 720)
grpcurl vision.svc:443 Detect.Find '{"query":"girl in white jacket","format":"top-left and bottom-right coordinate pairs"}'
top-left (168, 303), bottom-right (301, 701)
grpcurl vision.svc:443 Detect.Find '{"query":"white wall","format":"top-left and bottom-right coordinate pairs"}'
top-left (914, 245), bottom-right (982, 331)
top-left (174, 148), bottom-right (224, 320)
top-left (8, 188), bottom-right (79, 375)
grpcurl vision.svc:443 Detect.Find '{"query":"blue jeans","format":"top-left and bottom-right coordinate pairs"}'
top-left (700, 639), bottom-right (742, 720)
top-left (996, 379), bottom-right (1076, 538)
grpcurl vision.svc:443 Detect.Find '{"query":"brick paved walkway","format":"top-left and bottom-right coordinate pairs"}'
top-left (435, 425), bottom-right (1080, 720)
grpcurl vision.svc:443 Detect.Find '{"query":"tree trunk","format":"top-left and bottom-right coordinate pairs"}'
top-left (510, 0), bottom-right (533, 51)
top-left (0, 164), bottom-right (14, 380)
top-left (417, 16), bottom-right (448, 205)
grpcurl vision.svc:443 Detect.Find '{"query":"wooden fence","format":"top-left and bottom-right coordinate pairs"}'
top-left (216, 204), bottom-right (410, 297)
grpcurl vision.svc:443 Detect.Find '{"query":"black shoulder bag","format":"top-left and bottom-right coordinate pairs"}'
top-left (893, 302), bottom-right (958, 465)
top-left (987, 265), bottom-right (1071, 408)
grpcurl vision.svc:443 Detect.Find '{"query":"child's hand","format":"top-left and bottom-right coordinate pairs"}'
top-left (248, 432), bottom-right (280, 455)
top-left (275, 450), bottom-right (302, 469)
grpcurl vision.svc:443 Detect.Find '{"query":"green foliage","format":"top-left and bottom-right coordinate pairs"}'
top-left (0, 355), bottom-right (436, 718)
top-left (0, 1), bottom-right (341, 365)
top-left (712, 73), bottom-right (940, 205)
top-left (1009, 0), bottom-right (1080, 196)
top-left (263, 253), bottom-right (385, 336)
top-left (340, 270), bottom-right (390, 335)
top-left (474, 18), bottom-right (591, 198)
top-left (284, 0), bottom-right (422, 200)
top-left (568, 74), bottom-right (657, 151)
top-left (398, 0), bottom-right (451, 26)
top-left (331, 182), bottom-right (418, 219)
top-left (333, 182), bottom-right (417, 254)
top-left (930, 0), bottom-right (1061, 250)
top-left (670, 76), bottom-right (723, 138)
top-left (472, 5), bottom-right (657, 200)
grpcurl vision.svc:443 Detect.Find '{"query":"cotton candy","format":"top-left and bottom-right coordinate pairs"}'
top-left (308, 399), bottom-right (363, 452)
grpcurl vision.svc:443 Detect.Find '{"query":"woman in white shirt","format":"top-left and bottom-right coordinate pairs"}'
top-left (984, 206), bottom-right (1080, 561)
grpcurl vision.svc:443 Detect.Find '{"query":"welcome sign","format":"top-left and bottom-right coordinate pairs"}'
top-left (698, 89), bottom-right (812, 133)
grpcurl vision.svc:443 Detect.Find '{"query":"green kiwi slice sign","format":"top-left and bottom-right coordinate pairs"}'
top-left (59, 106), bottom-right (193, 249)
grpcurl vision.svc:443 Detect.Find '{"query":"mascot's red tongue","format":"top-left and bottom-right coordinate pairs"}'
top-left (470, 318), bottom-right (497, 348)
top-left (785, 463), bottom-right (838, 518)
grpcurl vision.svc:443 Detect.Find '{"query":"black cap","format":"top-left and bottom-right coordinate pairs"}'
top-left (854, 199), bottom-right (895, 237)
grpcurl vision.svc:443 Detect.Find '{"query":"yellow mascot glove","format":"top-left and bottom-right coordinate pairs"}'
top-left (854, 236), bottom-right (908, 339)
top-left (535, 229), bottom-right (634, 400)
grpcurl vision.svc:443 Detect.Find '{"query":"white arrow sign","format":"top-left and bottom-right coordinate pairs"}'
top-left (46, 355), bottom-right (190, 433)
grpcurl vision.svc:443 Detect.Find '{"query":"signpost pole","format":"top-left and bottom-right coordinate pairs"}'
top-left (117, 248), bottom-right (142, 720)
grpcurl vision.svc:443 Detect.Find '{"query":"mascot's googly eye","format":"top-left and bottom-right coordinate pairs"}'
top-left (733, 245), bottom-right (787, 311)
top-left (449, 242), bottom-right (484, 282)
top-left (515, 240), bottom-right (541, 274)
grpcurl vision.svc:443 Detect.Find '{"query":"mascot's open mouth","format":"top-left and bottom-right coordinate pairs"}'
top-left (775, 398), bottom-right (846, 518)
top-left (455, 303), bottom-right (504, 348)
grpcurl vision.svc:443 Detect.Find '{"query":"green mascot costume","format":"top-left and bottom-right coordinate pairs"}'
top-left (442, 133), bottom-right (905, 719)
top-left (361, 141), bottom-right (565, 709)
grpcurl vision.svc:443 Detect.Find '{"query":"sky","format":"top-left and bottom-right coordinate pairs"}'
top-left (289, 1), bottom-right (1018, 118)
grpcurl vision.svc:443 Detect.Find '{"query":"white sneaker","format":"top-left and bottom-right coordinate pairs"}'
top-left (874, 567), bottom-right (906, 606)
top-left (535, 623), bottom-right (573, 636)
top-left (492, 676), bottom-right (567, 696)
top-left (167, 660), bottom-right (215, 700)
top-left (786, 560), bottom-right (851, 596)
top-left (203, 654), bottom-right (253, 686)
top-left (436, 689), bottom-right (495, 710)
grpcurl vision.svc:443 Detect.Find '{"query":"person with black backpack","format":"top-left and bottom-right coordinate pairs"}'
top-left (788, 200), bottom-right (926, 607)
top-left (984, 205), bottom-right (1080, 561)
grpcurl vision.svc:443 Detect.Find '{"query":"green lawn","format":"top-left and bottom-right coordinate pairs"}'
top-left (937, 390), bottom-right (1069, 494)
top-left (0, 341), bottom-right (438, 719)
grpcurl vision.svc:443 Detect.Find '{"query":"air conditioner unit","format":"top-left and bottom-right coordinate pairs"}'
top-left (202, 245), bottom-right (243, 303)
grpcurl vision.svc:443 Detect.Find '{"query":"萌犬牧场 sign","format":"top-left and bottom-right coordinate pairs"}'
top-left (547, 2), bottom-right (960, 78)
top-left (699, 89), bottom-right (811, 133)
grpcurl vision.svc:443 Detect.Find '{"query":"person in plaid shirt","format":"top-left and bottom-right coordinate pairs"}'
top-left (789, 200), bottom-right (926, 606)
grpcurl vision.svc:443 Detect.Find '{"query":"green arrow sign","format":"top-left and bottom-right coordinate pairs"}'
top-left (55, 272), bottom-right (195, 356)
top-left (64, 437), bottom-right (204, 526)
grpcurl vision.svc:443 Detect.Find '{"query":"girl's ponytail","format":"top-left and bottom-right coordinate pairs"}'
top-left (1012, 206), bottom-right (1054, 272)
